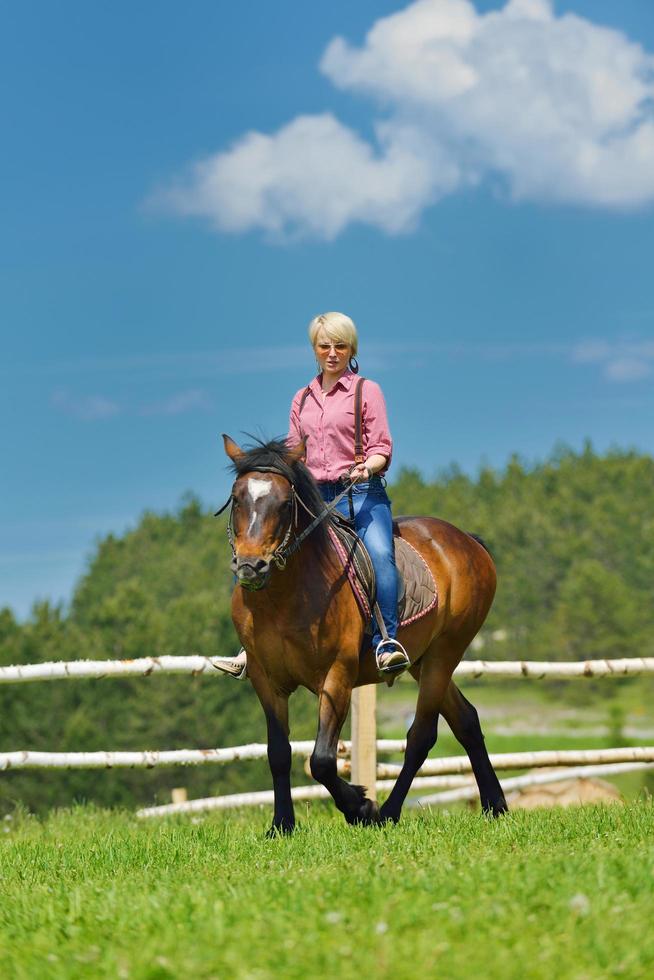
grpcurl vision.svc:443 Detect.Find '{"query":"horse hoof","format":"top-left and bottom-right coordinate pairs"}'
top-left (348, 798), bottom-right (380, 826)
top-left (361, 798), bottom-right (381, 825)
top-left (378, 805), bottom-right (400, 825)
top-left (265, 821), bottom-right (295, 839)
top-left (482, 798), bottom-right (509, 819)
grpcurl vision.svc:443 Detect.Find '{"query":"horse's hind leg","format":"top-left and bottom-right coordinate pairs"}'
top-left (379, 649), bottom-right (452, 824)
top-left (440, 681), bottom-right (508, 816)
top-left (310, 667), bottom-right (379, 826)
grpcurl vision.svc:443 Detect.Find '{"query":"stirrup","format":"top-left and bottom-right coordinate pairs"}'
top-left (211, 648), bottom-right (248, 680)
top-left (375, 638), bottom-right (410, 676)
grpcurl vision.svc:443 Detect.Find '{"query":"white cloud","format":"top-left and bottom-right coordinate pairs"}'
top-left (152, 113), bottom-right (441, 239)
top-left (604, 358), bottom-right (651, 382)
top-left (322, 0), bottom-right (654, 209)
top-left (153, 0), bottom-right (654, 240)
top-left (51, 388), bottom-right (215, 419)
top-left (572, 339), bottom-right (654, 382)
top-left (51, 389), bottom-right (121, 420)
top-left (15, 345), bottom-right (310, 380)
top-left (572, 340), bottom-right (612, 364)
top-left (139, 389), bottom-right (213, 417)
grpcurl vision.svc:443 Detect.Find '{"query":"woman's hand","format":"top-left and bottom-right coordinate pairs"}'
top-left (349, 463), bottom-right (370, 482)
top-left (348, 454), bottom-right (387, 482)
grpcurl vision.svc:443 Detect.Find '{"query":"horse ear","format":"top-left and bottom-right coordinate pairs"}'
top-left (222, 434), bottom-right (243, 461)
top-left (286, 437), bottom-right (307, 466)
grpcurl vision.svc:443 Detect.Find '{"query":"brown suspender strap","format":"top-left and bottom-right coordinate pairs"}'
top-left (294, 386), bottom-right (312, 458)
top-left (353, 377), bottom-right (366, 463)
top-left (298, 386), bottom-right (311, 414)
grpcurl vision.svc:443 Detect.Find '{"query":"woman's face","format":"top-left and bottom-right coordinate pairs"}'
top-left (314, 328), bottom-right (351, 375)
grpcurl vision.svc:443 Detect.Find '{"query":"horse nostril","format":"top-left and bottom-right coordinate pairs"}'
top-left (236, 557), bottom-right (270, 581)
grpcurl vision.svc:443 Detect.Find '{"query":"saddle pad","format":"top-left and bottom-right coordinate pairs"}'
top-left (395, 536), bottom-right (438, 626)
top-left (328, 524), bottom-right (374, 620)
top-left (328, 524), bottom-right (437, 628)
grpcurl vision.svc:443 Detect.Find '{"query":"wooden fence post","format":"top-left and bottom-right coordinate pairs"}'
top-left (350, 685), bottom-right (377, 800)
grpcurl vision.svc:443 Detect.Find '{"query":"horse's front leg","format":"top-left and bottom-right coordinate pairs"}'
top-left (264, 699), bottom-right (294, 835)
top-left (310, 666), bottom-right (380, 826)
top-left (250, 670), bottom-right (294, 835)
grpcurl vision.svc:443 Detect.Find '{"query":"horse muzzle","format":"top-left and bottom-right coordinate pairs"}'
top-left (233, 556), bottom-right (272, 591)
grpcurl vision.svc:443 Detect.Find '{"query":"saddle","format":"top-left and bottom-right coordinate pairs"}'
top-left (329, 514), bottom-right (437, 631)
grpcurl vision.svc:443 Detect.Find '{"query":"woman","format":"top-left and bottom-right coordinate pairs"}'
top-left (286, 311), bottom-right (409, 675)
top-left (221, 311), bottom-right (409, 680)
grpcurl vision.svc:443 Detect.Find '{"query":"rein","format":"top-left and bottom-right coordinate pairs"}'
top-left (215, 467), bottom-right (359, 572)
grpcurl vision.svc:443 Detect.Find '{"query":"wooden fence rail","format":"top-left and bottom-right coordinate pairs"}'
top-left (1, 655), bottom-right (653, 685)
top-left (3, 744), bottom-right (652, 773)
top-left (411, 762), bottom-right (654, 809)
top-left (136, 761), bottom-right (654, 819)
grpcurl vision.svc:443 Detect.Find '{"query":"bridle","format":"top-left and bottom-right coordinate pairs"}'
top-left (215, 466), bottom-right (359, 573)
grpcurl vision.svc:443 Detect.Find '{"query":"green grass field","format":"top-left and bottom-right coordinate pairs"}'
top-left (1, 801), bottom-right (653, 979)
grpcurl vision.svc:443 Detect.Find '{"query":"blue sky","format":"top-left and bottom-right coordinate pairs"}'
top-left (2, 0), bottom-right (653, 618)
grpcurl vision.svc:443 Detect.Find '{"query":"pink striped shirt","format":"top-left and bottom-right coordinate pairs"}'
top-left (287, 370), bottom-right (393, 482)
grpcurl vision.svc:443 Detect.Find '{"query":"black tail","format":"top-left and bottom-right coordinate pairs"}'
top-left (468, 533), bottom-right (493, 559)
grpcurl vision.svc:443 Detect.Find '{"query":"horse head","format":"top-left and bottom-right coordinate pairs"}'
top-left (222, 434), bottom-right (306, 590)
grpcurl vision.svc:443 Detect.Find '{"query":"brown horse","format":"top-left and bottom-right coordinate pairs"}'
top-left (222, 435), bottom-right (507, 833)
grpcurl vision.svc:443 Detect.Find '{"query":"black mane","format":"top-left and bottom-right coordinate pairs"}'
top-left (229, 437), bottom-right (332, 550)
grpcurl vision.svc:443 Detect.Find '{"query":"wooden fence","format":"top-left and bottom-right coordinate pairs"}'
top-left (1, 654), bottom-right (653, 817)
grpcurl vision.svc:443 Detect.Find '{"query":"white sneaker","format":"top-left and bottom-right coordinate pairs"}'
top-left (211, 648), bottom-right (248, 680)
top-left (375, 638), bottom-right (410, 675)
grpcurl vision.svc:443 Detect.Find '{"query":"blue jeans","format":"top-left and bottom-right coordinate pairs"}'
top-left (318, 477), bottom-right (398, 648)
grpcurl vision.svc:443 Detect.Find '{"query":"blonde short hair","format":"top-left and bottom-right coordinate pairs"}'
top-left (308, 312), bottom-right (358, 357)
